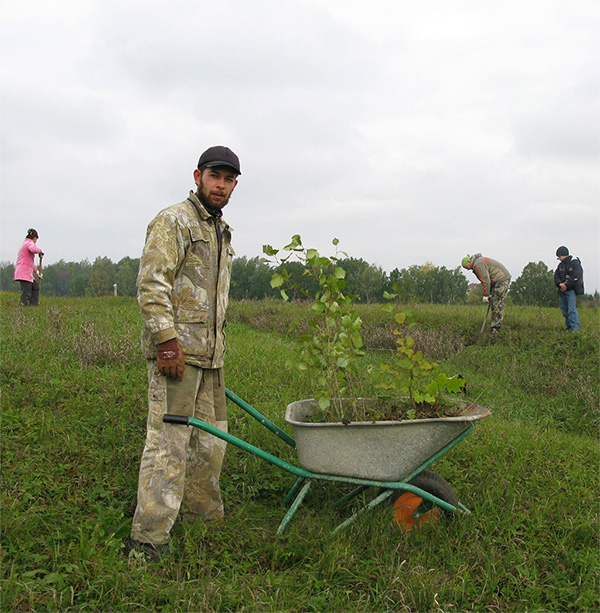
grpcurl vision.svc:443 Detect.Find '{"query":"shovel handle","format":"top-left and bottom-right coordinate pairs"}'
top-left (480, 302), bottom-right (491, 333)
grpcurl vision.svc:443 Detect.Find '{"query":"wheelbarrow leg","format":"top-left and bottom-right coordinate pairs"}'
top-left (284, 477), bottom-right (306, 507)
top-left (332, 484), bottom-right (370, 508)
top-left (278, 479), bottom-right (312, 535)
top-left (331, 488), bottom-right (395, 535)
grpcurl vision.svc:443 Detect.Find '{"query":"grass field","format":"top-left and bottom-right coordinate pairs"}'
top-left (1, 293), bottom-right (598, 612)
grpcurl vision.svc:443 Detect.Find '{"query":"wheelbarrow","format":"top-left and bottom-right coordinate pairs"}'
top-left (163, 389), bottom-right (491, 534)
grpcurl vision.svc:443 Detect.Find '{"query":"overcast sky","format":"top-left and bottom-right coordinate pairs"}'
top-left (2, 0), bottom-right (599, 293)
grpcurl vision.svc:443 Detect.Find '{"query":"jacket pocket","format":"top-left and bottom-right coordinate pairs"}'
top-left (175, 318), bottom-right (209, 358)
top-left (174, 307), bottom-right (208, 324)
top-left (181, 225), bottom-right (214, 285)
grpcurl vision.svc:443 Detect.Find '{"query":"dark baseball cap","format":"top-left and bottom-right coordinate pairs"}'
top-left (197, 146), bottom-right (241, 175)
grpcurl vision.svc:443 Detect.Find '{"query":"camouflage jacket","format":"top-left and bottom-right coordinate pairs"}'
top-left (137, 191), bottom-right (235, 368)
top-left (470, 254), bottom-right (511, 297)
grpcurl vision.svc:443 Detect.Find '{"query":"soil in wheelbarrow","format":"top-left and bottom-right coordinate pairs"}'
top-left (307, 397), bottom-right (470, 424)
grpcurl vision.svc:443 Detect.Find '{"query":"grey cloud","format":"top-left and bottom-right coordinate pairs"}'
top-left (511, 65), bottom-right (599, 160)
top-left (1, 0), bottom-right (598, 294)
top-left (513, 109), bottom-right (599, 160)
top-left (94, 1), bottom-right (377, 97)
top-left (1, 87), bottom-right (123, 163)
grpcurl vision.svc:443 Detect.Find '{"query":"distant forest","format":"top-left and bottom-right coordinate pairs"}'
top-left (1, 255), bottom-right (598, 307)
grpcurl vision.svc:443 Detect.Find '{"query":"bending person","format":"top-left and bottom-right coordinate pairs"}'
top-left (462, 253), bottom-right (511, 332)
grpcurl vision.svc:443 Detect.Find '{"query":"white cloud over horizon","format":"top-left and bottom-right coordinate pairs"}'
top-left (1, 0), bottom-right (598, 293)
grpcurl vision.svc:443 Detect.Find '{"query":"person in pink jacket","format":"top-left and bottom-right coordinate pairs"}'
top-left (13, 228), bottom-right (44, 306)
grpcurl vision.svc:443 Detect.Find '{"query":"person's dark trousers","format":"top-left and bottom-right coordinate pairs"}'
top-left (19, 280), bottom-right (40, 306)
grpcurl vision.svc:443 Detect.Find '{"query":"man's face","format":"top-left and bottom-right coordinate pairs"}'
top-left (194, 167), bottom-right (238, 210)
top-left (464, 260), bottom-right (473, 270)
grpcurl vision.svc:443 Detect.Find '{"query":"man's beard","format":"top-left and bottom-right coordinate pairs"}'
top-left (196, 179), bottom-right (231, 215)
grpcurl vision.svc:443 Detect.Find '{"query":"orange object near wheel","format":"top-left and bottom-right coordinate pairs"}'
top-left (393, 492), bottom-right (440, 530)
top-left (389, 470), bottom-right (458, 530)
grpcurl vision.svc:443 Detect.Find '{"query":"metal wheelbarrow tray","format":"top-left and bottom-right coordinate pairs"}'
top-left (286, 398), bottom-right (491, 481)
top-left (163, 389), bottom-right (491, 535)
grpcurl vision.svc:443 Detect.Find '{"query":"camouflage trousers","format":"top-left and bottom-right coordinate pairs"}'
top-left (130, 362), bottom-right (228, 545)
top-left (490, 279), bottom-right (510, 331)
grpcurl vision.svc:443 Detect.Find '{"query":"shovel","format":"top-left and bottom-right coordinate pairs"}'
top-left (480, 301), bottom-right (491, 333)
top-left (38, 254), bottom-right (43, 303)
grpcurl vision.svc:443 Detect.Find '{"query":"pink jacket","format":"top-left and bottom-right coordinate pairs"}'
top-left (13, 239), bottom-right (43, 282)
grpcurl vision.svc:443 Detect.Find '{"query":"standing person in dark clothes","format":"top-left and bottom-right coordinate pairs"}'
top-left (554, 246), bottom-right (584, 331)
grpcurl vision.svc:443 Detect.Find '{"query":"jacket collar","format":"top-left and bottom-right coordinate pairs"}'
top-left (187, 191), bottom-right (233, 231)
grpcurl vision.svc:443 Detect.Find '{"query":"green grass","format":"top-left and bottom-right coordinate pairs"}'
top-left (1, 293), bottom-right (598, 611)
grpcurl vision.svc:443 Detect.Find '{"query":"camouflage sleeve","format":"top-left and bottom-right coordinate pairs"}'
top-left (137, 210), bottom-right (189, 343)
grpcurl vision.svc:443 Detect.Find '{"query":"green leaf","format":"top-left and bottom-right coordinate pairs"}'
top-left (394, 312), bottom-right (407, 325)
top-left (284, 235), bottom-right (302, 250)
top-left (270, 273), bottom-right (284, 288)
top-left (262, 244), bottom-right (278, 256)
top-left (445, 375), bottom-right (466, 393)
top-left (351, 333), bottom-right (363, 348)
top-left (318, 396), bottom-right (331, 410)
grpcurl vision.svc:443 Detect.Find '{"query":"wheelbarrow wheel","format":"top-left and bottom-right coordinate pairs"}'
top-left (389, 471), bottom-right (458, 531)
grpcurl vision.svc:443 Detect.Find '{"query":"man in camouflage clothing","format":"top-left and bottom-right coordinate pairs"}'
top-left (462, 253), bottom-right (511, 332)
top-left (128, 146), bottom-right (241, 561)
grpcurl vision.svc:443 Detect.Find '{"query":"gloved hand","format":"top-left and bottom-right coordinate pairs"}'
top-left (482, 296), bottom-right (490, 303)
top-left (157, 338), bottom-right (185, 381)
top-left (38, 272), bottom-right (43, 279)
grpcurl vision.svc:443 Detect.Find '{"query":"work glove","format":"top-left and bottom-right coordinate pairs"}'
top-left (157, 338), bottom-right (186, 381)
top-left (482, 296), bottom-right (490, 303)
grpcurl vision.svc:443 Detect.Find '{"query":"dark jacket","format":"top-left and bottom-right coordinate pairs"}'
top-left (554, 256), bottom-right (584, 295)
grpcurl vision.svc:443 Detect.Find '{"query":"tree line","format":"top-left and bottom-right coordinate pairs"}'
top-left (1, 255), bottom-right (597, 307)
top-left (0, 257), bottom-right (139, 298)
